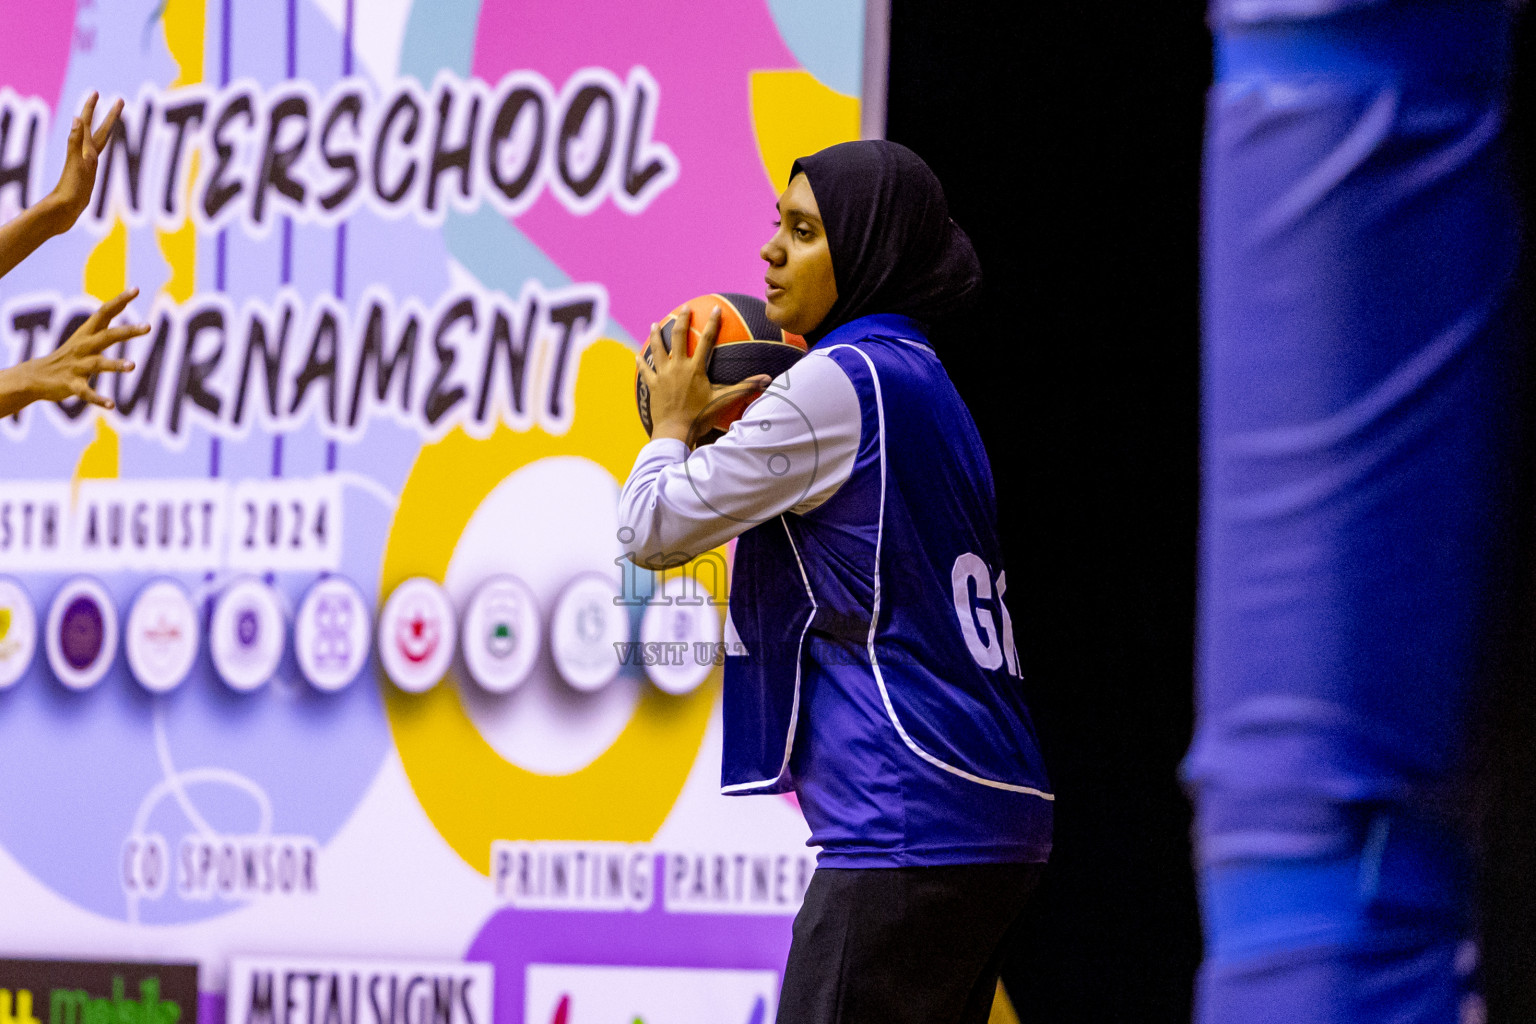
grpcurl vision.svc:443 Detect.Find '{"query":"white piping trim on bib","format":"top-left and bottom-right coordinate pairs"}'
top-left (833, 343), bottom-right (1054, 802)
top-left (719, 515), bottom-right (816, 794)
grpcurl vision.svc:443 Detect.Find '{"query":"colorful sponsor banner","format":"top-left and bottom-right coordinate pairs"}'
top-left (0, 959), bottom-right (198, 1024)
top-left (525, 966), bottom-right (776, 1024)
top-left (225, 958), bottom-right (491, 1024)
top-left (0, 1), bottom-right (866, 1021)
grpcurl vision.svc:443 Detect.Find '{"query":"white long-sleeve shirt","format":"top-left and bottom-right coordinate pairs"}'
top-left (618, 349), bottom-right (863, 568)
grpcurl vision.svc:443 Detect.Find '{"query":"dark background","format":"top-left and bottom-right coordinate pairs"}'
top-left (882, 2), bottom-right (1536, 1022)
top-left (885, 3), bottom-right (1211, 1020)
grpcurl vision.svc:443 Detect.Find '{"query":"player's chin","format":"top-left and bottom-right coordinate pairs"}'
top-left (764, 291), bottom-right (792, 328)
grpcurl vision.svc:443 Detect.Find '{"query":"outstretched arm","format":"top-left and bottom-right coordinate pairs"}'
top-left (0, 92), bottom-right (121, 281)
top-left (0, 288), bottom-right (145, 418)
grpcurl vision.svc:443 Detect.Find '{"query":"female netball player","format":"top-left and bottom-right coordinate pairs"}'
top-left (620, 140), bottom-right (1051, 1024)
top-left (0, 92), bottom-right (146, 416)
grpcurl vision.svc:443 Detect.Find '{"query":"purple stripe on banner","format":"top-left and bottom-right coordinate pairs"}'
top-left (336, 0), bottom-right (352, 302)
top-left (217, 0), bottom-right (230, 294)
top-left (343, 0), bottom-right (355, 75)
top-left (334, 224), bottom-right (346, 297)
top-left (286, 0), bottom-right (297, 78)
top-left (330, 0), bottom-right (353, 480)
top-left (282, 0), bottom-right (296, 284)
top-left (213, 0), bottom-right (231, 486)
top-left (220, 0), bottom-right (231, 86)
top-left (276, 0), bottom-right (295, 480)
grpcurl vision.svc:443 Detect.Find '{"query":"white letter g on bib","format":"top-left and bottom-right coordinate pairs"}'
top-left (952, 552), bottom-right (1020, 676)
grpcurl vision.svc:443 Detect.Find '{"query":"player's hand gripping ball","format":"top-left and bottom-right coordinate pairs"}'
top-left (635, 293), bottom-right (807, 444)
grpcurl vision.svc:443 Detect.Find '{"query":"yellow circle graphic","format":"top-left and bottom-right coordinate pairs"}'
top-left (380, 339), bottom-right (722, 874)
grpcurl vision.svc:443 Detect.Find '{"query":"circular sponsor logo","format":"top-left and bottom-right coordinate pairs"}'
top-left (639, 576), bottom-right (722, 696)
top-left (379, 577), bottom-right (456, 693)
top-left (125, 580), bottom-right (199, 694)
top-left (461, 575), bottom-right (541, 695)
top-left (295, 575), bottom-right (373, 692)
top-left (0, 577), bottom-right (37, 690)
top-left (45, 577), bottom-right (118, 691)
top-left (549, 573), bottom-right (629, 693)
top-left (210, 578), bottom-right (287, 692)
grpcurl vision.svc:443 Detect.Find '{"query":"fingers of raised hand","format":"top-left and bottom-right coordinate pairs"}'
top-left (635, 343), bottom-right (659, 384)
top-left (90, 97), bottom-right (122, 153)
top-left (90, 324), bottom-right (149, 353)
top-left (695, 305), bottom-right (722, 363)
top-left (90, 356), bottom-right (135, 376)
top-left (669, 309), bottom-right (691, 360)
top-left (713, 374), bottom-right (770, 402)
top-left (75, 382), bottom-right (114, 410)
top-left (86, 288), bottom-right (139, 332)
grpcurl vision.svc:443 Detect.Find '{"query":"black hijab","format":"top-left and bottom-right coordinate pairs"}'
top-left (790, 140), bottom-right (982, 344)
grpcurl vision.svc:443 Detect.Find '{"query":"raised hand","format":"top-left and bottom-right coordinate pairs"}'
top-left (0, 92), bottom-right (125, 282)
top-left (0, 288), bottom-right (146, 417)
top-left (637, 305), bottom-right (721, 446)
top-left (637, 305), bottom-right (775, 447)
top-left (46, 91), bottom-right (122, 233)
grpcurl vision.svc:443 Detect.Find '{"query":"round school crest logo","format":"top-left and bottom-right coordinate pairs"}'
top-left (639, 576), bottom-right (721, 695)
top-left (294, 576), bottom-right (372, 693)
top-left (379, 577), bottom-right (456, 693)
top-left (462, 575), bottom-right (541, 694)
top-left (125, 579), bottom-right (199, 693)
top-left (45, 577), bottom-right (118, 691)
top-left (0, 577), bottom-right (37, 689)
top-left (210, 578), bottom-right (287, 692)
top-left (549, 574), bottom-right (629, 692)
